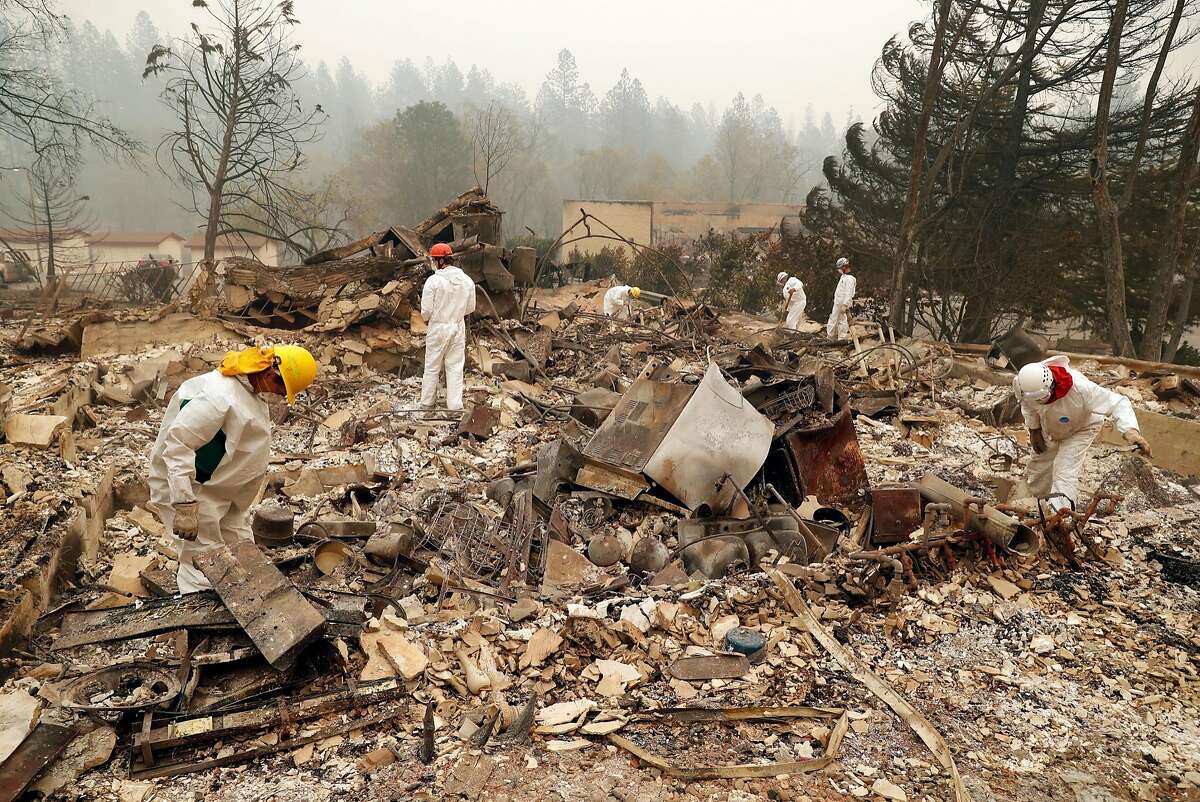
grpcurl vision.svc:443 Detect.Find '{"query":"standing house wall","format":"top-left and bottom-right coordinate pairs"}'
top-left (561, 200), bottom-right (653, 260)
top-left (651, 202), bottom-right (804, 246)
top-left (561, 200), bottom-right (804, 262)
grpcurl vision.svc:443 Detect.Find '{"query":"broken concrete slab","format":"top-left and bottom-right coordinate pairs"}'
top-left (117, 781), bottom-right (154, 802)
top-left (3, 414), bottom-right (68, 448)
top-left (80, 313), bottom-right (238, 359)
top-left (1, 464), bottom-right (31, 495)
top-left (105, 552), bottom-right (157, 597)
top-left (0, 687), bottom-right (41, 763)
top-left (1099, 408), bottom-right (1200, 477)
top-left (360, 629), bottom-right (427, 681)
top-left (594, 659), bottom-right (641, 697)
top-left (519, 628), bottom-right (564, 669)
top-left (195, 541), bottom-right (326, 671)
top-left (536, 699), bottom-right (595, 727)
top-left (540, 538), bottom-right (605, 594)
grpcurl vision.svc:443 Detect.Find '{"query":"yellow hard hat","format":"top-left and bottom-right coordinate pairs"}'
top-left (273, 344), bottom-right (317, 404)
top-left (630, 286), bottom-right (641, 299)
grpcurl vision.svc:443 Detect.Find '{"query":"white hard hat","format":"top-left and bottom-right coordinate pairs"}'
top-left (1016, 362), bottom-right (1054, 401)
top-left (836, 257), bottom-right (849, 268)
top-left (776, 271), bottom-right (788, 284)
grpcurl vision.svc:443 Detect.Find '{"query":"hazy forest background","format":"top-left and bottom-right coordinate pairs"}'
top-left (0, 10), bottom-right (848, 242)
top-left (0, 1), bottom-right (1198, 360)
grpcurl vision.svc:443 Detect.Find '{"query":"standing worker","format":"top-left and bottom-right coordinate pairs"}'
top-left (603, 284), bottom-right (640, 319)
top-left (149, 344), bottom-right (317, 593)
top-left (1015, 355), bottom-right (1152, 512)
top-left (776, 271), bottom-right (806, 330)
top-left (826, 257), bottom-right (856, 340)
top-left (420, 242), bottom-right (477, 412)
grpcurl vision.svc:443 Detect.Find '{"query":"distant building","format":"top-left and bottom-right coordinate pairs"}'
top-left (0, 227), bottom-right (282, 293)
top-left (561, 199), bottom-right (806, 260)
top-left (185, 231), bottom-right (281, 266)
top-left (87, 231), bottom-right (186, 265)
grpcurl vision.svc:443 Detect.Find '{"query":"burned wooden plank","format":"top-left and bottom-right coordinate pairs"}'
top-left (302, 230), bottom-right (385, 265)
top-left (223, 256), bottom-right (420, 306)
top-left (0, 722), bottom-right (75, 802)
top-left (133, 677), bottom-right (404, 755)
top-left (130, 706), bottom-right (405, 780)
top-left (667, 654), bottom-right (750, 681)
top-left (53, 592), bottom-right (235, 651)
top-left (194, 541), bottom-right (325, 671)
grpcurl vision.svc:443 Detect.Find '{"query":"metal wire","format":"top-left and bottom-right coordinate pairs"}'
top-left (756, 382), bottom-right (816, 419)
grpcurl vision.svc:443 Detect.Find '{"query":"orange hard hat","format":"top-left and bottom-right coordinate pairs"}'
top-left (430, 243), bottom-right (453, 258)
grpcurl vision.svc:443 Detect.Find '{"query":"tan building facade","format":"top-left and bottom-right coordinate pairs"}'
top-left (562, 199), bottom-right (805, 260)
top-left (87, 232), bottom-right (186, 265)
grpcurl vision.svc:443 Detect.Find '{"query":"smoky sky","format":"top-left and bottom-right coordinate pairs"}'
top-left (57, 0), bottom-right (930, 126)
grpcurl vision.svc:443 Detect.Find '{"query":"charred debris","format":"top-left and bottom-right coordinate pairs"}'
top-left (2, 188), bottom-right (1200, 801)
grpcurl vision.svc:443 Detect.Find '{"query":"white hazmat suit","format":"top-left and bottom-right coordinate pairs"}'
top-left (781, 276), bottom-right (806, 329)
top-left (603, 285), bottom-right (634, 318)
top-left (1016, 355), bottom-right (1139, 511)
top-left (148, 371), bottom-right (271, 593)
top-left (826, 272), bottom-right (856, 339)
top-left (420, 264), bottom-right (477, 410)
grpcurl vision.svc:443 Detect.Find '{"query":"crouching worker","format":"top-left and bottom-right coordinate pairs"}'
top-left (1014, 355), bottom-right (1152, 513)
top-left (603, 284), bottom-right (640, 319)
top-left (149, 345), bottom-right (317, 593)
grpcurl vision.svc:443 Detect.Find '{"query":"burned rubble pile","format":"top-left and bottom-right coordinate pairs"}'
top-left (2, 192), bottom-right (1200, 802)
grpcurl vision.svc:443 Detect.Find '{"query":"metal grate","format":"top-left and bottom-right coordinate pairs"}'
top-left (424, 492), bottom-right (544, 587)
top-left (757, 383), bottom-right (816, 420)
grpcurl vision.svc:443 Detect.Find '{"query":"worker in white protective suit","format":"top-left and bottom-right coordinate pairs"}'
top-left (603, 284), bottom-right (640, 319)
top-left (776, 271), bottom-right (806, 330)
top-left (149, 344), bottom-right (318, 593)
top-left (1015, 355), bottom-right (1153, 513)
top-left (826, 257), bottom-right (856, 340)
top-left (420, 242), bottom-right (477, 411)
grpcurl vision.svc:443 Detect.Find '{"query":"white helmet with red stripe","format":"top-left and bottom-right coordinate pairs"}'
top-left (1016, 362), bottom-right (1054, 402)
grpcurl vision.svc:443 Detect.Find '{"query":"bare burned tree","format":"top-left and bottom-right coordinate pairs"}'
top-left (1165, 239), bottom-right (1199, 360)
top-left (1141, 84), bottom-right (1200, 359)
top-left (1091, 0), bottom-right (1137, 356)
top-left (3, 126), bottom-right (93, 281)
top-left (143, 0), bottom-right (325, 265)
top-left (889, 0), bottom-right (954, 331)
top-left (0, 1), bottom-right (137, 158)
top-left (470, 101), bottom-right (519, 195)
top-left (225, 175), bottom-right (356, 261)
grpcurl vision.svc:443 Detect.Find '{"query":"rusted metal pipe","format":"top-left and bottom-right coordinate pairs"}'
top-left (917, 474), bottom-right (1039, 554)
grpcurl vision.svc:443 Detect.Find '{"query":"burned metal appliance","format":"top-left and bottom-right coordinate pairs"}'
top-left (578, 360), bottom-right (775, 513)
top-left (869, 483), bottom-right (922, 545)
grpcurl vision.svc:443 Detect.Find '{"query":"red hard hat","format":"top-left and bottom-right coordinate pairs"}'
top-left (430, 243), bottom-right (453, 258)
